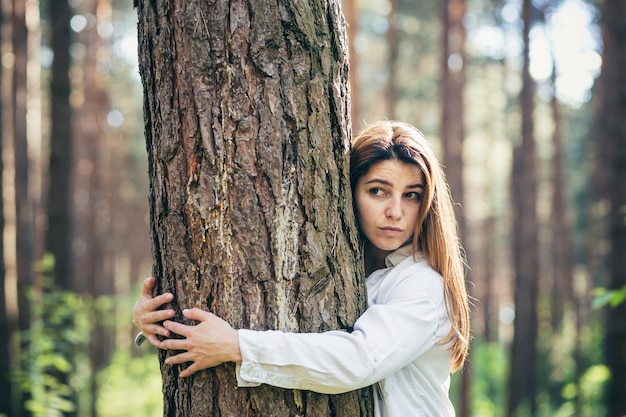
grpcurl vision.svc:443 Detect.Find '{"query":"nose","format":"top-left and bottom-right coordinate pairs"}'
top-left (385, 197), bottom-right (403, 220)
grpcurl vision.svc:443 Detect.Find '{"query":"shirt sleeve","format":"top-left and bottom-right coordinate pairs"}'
top-left (236, 266), bottom-right (449, 394)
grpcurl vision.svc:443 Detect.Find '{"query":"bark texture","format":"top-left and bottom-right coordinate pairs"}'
top-left (135, 0), bottom-right (372, 415)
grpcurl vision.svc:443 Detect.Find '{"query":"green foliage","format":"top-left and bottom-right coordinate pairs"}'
top-left (461, 315), bottom-right (609, 417)
top-left (14, 256), bottom-right (92, 416)
top-left (592, 286), bottom-right (626, 309)
top-left (468, 342), bottom-right (509, 417)
top-left (96, 351), bottom-right (163, 417)
top-left (9, 256), bottom-right (164, 417)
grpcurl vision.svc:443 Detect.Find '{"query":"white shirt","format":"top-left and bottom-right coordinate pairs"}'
top-left (236, 245), bottom-right (455, 417)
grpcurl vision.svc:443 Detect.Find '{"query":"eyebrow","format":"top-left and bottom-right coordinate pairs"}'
top-left (364, 179), bottom-right (425, 189)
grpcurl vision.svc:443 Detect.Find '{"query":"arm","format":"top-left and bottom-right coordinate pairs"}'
top-left (161, 264), bottom-right (449, 392)
top-left (236, 264), bottom-right (450, 393)
top-left (236, 292), bottom-right (444, 394)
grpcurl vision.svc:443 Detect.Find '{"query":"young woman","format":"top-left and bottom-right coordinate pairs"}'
top-left (132, 120), bottom-right (470, 416)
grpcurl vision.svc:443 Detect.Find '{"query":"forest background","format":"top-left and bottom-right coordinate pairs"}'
top-left (0, 0), bottom-right (624, 416)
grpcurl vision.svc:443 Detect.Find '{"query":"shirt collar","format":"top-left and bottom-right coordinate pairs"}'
top-left (384, 244), bottom-right (415, 268)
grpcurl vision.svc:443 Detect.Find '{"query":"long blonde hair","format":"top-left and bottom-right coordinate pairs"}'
top-left (350, 120), bottom-right (470, 372)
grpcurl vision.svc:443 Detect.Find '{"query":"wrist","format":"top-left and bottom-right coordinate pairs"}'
top-left (231, 329), bottom-right (242, 363)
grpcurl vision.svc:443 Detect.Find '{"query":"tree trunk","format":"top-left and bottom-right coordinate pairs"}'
top-left (507, 0), bottom-right (539, 415)
top-left (548, 64), bottom-right (573, 333)
top-left (385, 0), bottom-right (399, 119)
top-left (343, 0), bottom-right (361, 131)
top-left (12, 1), bottom-right (33, 415)
top-left (0, 6), bottom-right (11, 416)
top-left (46, 0), bottom-right (74, 291)
top-left (597, 1), bottom-right (626, 416)
top-left (439, 0), bottom-right (469, 415)
top-left (135, 1), bottom-right (372, 416)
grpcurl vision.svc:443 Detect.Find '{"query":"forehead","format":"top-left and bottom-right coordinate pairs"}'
top-left (359, 159), bottom-right (424, 185)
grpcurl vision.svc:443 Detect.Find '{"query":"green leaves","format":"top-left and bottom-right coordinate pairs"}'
top-left (592, 285), bottom-right (626, 309)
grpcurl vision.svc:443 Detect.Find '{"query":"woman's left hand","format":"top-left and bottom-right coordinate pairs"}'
top-left (160, 308), bottom-right (242, 377)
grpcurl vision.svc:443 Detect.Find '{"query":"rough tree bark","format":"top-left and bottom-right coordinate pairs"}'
top-left (135, 0), bottom-right (372, 415)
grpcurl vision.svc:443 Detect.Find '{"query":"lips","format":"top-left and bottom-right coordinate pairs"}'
top-left (379, 226), bottom-right (404, 235)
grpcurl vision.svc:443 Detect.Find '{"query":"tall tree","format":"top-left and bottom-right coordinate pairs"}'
top-left (385, 0), bottom-right (399, 119)
top-left (46, 0), bottom-right (74, 290)
top-left (597, 1), bottom-right (626, 415)
top-left (343, 0), bottom-right (362, 130)
top-left (439, 0), bottom-right (469, 415)
top-left (507, 0), bottom-right (539, 415)
top-left (548, 61), bottom-right (573, 333)
top-left (0, 1), bottom-right (10, 413)
top-left (135, 1), bottom-right (372, 416)
top-left (12, 0), bottom-right (33, 415)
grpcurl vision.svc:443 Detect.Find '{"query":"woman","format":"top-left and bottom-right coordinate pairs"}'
top-left (133, 120), bottom-right (470, 416)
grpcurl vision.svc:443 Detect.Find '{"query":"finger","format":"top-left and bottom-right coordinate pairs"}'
top-left (163, 319), bottom-right (194, 337)
top-left (164, 351), bottom-right (194, 366)
top-left (147, 333), bottom-right (164, 348)
top-left (180, 363), bottom-right (201, 378)
top-left (159, 334), bottom-right (190, 351)
top-left (144, 308), bottom-right (176, 324)
top-left (140, 277), bottom-right (156, 296)
top-left (143, 323), bottom-right (172, 338)
top-left (182, 308), bottom-right (212, 322)
top-left (144, 292), bottom-right (174, 309)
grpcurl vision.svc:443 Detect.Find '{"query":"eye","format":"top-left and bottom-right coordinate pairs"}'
top-left (405, 191), bottom-right (422, 200)
top-left (369, 187), bottom-right (385, 196)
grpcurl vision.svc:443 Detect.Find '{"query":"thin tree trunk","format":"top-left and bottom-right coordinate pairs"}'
top-left (440, 0), bottom-right (469, 415)
top-left (507, 0), bottom-right (539, 415)
top-left (343, 0), bottom-right (361, 130)
top-left (12, 0), bottom-right (33, 415)
top-left (385, 0), bottom-right (399, 119)
top-left (0, 6), bottom-right (11, 415)
top-left (46, 0), bottom-right (73, 291)
top-left (136, 0), bottom-right (372, 415)
top-left (597, 1), bottom-right (626, 416)
top-left (548, 65), bottom-right (573, 332)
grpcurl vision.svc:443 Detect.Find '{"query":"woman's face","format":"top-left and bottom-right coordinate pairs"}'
top-left (354, 159), bottom-right (424, 254)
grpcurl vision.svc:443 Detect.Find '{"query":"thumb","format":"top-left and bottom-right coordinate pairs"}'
top-left (141, 276), bottom-right (156, 296)
top-left (183, 308), bottom-right (211, 322)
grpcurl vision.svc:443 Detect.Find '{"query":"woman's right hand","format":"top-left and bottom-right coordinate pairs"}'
top-left (132, 277), bottom-right (176, 348)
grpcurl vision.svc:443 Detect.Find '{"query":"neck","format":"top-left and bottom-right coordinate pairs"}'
top-left (363, 241), bottom-right (390, 276)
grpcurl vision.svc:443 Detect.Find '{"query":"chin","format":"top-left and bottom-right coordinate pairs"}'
top-left (374, 241), bottom-right (404, 252)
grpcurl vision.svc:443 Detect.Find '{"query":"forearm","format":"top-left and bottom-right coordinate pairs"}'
top-left (236, 329), bottom-right (380, 394)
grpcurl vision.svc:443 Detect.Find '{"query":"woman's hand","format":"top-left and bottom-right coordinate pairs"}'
top-left (160, 308), bottom-right (242, 377)
top-left (131, 277), bottom-right (176, 348)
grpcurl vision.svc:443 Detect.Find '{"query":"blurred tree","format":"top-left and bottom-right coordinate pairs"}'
top-left (548, 57), bottom-right (573, 337)
top-left (135, 0), bottom-right (372, 416)
top-left (439, 0), bottom-right (469, 415)
top-left (596, 0), bottom-right (626, 415)
top-left (12, 0), bottom-right (33, 414)
top-left (0, 4), bottom-right (10, 417)
top-left (507, 0), bottom-right (539, 416)
top-left (343, 0), bottom-right (362, 130)
top-left (42, 1), bottom-right (77, 414)
top-left (46, 0), bottom-right (74, 291)
top-left (71, 0), bottom-right (117, 414)
top-left (385, 0), bottom-right (399, 119)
